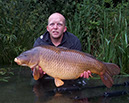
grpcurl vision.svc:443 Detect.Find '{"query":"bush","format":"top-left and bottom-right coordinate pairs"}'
top-left (0, 0), bottom-right (129, 74)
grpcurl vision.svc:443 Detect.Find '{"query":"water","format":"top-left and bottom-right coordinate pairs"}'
top-left (0, 67), bottom-right (129, 103)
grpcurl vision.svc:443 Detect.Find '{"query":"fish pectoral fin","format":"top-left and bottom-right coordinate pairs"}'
top-left (54, 78), bottom-right (64, 87)
top-left (33, 66), bottom-right (40, 80)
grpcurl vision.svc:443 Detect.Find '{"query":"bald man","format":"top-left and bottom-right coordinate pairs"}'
top-left (33, 13), bottom-right (91, 81)
top-left (34, 13), bottom-right (81, 50)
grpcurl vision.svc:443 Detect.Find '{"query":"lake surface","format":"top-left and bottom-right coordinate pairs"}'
top-left (0, 67), bottom-right (129, 103)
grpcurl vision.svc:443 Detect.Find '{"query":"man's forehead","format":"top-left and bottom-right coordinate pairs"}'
top-left (49, 18), bottom-right (64, 24)
top-left (48, 13), bottom-right (65, 24)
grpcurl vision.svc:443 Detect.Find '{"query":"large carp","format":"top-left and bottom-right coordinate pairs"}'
top-left (14, 46), bottom-right (120, 88)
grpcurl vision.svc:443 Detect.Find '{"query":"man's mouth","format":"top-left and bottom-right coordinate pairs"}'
top-left (53, 31), bottom-right (59, 34)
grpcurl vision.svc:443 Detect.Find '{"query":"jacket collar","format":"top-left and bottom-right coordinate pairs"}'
top-left (43, 31), bottom-right (67, 46)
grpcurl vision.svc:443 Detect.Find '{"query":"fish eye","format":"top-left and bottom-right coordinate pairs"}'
top-left (24, 54), bottom-right (28, 57)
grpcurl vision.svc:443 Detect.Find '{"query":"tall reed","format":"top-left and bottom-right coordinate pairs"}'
top-left (99, 9), bottom-right (129, 74)
top-left (67, 0), bottom-right (129, 74)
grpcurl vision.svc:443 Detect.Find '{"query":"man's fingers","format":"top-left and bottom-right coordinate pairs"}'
top-left (80, 70), bottom-right (93, 78)
top-left (39, 67), bottom-right (43, 73)
top-left (80, 73), bottom-right (84, 77)
top-left (87, 70), bottom-right (93, 77)
top-left (84, 71), bottom-right (89, 79)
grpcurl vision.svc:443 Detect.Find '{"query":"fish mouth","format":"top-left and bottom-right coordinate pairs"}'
top-left (14, 58), bottom-right (39, 70)
top-left (14, 58), bottom-right (21, 65)
top-left (14, 58), bottom-right (27, 66)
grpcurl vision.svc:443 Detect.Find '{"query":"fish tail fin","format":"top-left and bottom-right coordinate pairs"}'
top-left (100, 63), bottom-right (120, 88)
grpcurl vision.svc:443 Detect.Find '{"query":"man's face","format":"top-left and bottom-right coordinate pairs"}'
top-left (47, 14), bottom-right (67, 39)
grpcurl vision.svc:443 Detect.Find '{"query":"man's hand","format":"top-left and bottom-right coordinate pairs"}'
top-left (80, 70), bottom-right (93, 79)
top-left (33, 66), bottom-right (92, 79)
top-left (38, 66), bottom-right (46, 78)
top-left (32, 66), bottom-right (46, 79)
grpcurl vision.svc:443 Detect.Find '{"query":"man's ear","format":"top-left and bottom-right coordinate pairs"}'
top-left (63, 26), bottom-right (67, 32)
top-left (47, 26), bottom-right (49, 31)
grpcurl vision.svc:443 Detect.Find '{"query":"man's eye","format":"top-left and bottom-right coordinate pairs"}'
top-left (50, 23), bottom-right (54, 26)
top-left (57, 23), bottom-right (63, 26)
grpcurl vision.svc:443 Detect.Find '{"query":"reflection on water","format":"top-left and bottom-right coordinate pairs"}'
top-left (32, 78), bottom-right (129, 103)
top-left (0, 67), bottom-right (129, 103)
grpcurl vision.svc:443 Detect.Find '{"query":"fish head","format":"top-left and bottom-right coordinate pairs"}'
top-left (14, 49), bottom-right (39, 69)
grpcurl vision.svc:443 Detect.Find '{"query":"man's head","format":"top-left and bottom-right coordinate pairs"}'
top-left (47, 13), bottom-right (67, 39)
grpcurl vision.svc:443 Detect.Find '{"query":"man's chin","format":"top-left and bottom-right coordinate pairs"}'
top-left (52, 35), bottom-right (61, 39)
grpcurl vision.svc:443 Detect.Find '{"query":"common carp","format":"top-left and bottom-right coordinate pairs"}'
top-left (14, 45), bottom-right (120, 88)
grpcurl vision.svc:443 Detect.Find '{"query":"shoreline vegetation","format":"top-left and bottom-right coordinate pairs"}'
top-left (0, 0), bottom-right (129, 76)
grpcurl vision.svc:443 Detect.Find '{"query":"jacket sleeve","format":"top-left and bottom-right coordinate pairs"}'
top-left (33, 38), bottom-right (41, 47)
top-left (73, 40), bottom-right (82, 51)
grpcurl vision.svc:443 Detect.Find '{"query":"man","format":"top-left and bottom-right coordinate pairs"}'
top-left (33, 13), bottom-right (91, 81)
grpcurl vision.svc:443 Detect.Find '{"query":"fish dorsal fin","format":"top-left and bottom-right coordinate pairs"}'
top-left (85, 53), bottom-right (97, 59)
top-left (58, 46), bottom-right (68, 50)
top-left (54, 78), bottom-right (64, 87)
top-left (33, 66), bottom-right (40, 80)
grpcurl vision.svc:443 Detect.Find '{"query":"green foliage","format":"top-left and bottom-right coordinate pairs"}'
top-left (0, 67), bottom-right (14, 82)
top-left (99, 10), bottom-right (129, 74)
top-left (0, 0), bottom-right (129, 74)
top-left (67, 0), bottom-right (129, 74)
top-left (0, 0), bottom-right (48, 64)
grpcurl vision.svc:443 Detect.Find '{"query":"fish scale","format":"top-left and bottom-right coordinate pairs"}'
top-left (14, 45), bottom-right (120, 88)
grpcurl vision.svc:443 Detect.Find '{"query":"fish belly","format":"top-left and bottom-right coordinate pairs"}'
top-left (40, 60), bottom-right (85, 80)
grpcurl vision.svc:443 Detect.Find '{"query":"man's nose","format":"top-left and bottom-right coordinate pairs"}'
top-left (53, 24), bottom-right (58, 28)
